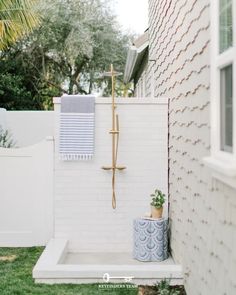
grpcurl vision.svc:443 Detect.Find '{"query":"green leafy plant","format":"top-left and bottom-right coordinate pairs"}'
top-left (154, 279), bottom-right (181, 295)
top-left (150, 189), bottom-right (165, 208)
top-left (0, 126), bottom-right (15, 148)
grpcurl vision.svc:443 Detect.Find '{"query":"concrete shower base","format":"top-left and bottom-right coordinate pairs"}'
top-left (33, 239), bottom-right (183, 285)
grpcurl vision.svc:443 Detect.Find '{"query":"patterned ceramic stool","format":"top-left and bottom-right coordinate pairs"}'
top-left (133, 218), bottom-right (168, 262)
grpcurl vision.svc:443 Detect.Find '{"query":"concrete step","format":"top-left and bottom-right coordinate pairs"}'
top-left (33, 239), bottom-right (183, 285)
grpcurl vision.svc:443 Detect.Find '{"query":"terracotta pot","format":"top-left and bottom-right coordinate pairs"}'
top-left (151, 206), bottom-right (163, 219)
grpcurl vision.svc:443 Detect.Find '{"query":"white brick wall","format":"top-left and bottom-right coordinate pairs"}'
top-left (53, 97), bottom-right (168, 252)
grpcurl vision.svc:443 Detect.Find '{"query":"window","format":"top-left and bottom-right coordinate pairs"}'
top-left (204, 0), bottom-right (236, 181)
top-left (219, 0), bottom-right (233, 53)
top-left (220, 64), bottom-right (233, 152)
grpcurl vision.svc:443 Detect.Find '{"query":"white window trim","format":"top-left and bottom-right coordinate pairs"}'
top-left (203, 0), bottom-right (236, 185)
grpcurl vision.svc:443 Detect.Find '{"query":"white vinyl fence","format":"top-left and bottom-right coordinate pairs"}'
top-left (0, 137), bottom-right (54, 246)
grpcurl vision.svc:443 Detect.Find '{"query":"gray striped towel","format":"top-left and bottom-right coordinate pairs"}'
top-left (59, 95), bottom-right (95, 161)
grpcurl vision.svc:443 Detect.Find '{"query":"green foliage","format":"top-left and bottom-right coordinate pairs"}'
top-left (0, 0), bottom-right (132, 110)
top-left (0, 0), bottom-right (40, 50)
top-left (150, 189), bottom-right (166, 208)
top-left (0, 126), bottom-right (15, 148)
top-left (0, 72), bottom-right (36, 110)
top-left (154, 279), bottom-right (181, 295)
top-left (0, 247), bottom-right (137, 295)
top-left (115, 81), bottom-right (134, 97)
top-left (34, 81), bottom-right (61, 110)
top-left (22, 0), bottom-right (130, 96)
top-left (0, 39), bottom-right (63, 110)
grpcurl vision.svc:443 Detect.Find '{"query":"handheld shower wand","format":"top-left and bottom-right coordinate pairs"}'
top-left (101, 64), bottom-right (126, 209)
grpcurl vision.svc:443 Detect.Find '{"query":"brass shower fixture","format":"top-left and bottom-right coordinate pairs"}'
top-left (101, 64), bottom-right (126, 209)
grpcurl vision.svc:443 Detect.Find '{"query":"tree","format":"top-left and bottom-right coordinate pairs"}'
top-left (0, 0), bottom-right (40, 50)
top-left (0, 44), bottom-right (61, 110)
top-left (19, 0), bottom-right (131, 95)
top-left (0, 72), bottom-right (33, 109)
top-left (0, 0), bottom-right (131, 110)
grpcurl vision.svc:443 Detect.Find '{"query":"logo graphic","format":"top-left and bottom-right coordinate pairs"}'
top-left (103, 273), bottom-right (134, 283)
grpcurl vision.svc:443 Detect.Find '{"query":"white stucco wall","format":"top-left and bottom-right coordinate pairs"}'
top-left (53, 97), bottom-right (168, 252)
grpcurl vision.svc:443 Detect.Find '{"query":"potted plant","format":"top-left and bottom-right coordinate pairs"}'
top-left (150, 189), bottom-right (165, 219)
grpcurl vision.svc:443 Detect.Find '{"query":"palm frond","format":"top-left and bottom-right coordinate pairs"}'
top-left (0, 0), bottom-right (40, 50)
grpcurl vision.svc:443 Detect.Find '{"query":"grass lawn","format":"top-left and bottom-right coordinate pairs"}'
top-left (0, 247), bottom-right (138, 295)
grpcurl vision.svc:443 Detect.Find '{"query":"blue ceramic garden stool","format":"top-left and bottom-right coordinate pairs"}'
top-left (133, 218), bottom-right (168, 262)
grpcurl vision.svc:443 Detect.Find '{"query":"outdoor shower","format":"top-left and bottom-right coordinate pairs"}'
top-left (101, 64), bottom-right (126, 209)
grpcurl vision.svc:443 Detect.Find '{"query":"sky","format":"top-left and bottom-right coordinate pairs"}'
top-left (113, 0), bottom-right (148, 34)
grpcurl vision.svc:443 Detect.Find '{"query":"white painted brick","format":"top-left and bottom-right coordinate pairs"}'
top-left (54, 99), bottom-right (168, 252)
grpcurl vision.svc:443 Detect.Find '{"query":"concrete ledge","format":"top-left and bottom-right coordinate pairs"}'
top-left (33, 239), bottom-right (68, 274)
top-left (53, 97), bottom-right (168, 105)
top-left (35, 278), bottom-right (183, 285)
top-left (33, 239), bottom-right (183, 285)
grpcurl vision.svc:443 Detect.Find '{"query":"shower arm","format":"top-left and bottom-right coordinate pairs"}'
top-left (101, 64), bottom-right (126, 209)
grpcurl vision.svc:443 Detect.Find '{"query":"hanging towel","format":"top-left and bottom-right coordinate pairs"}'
top-left (59, 95), bottom-right (95, 160)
